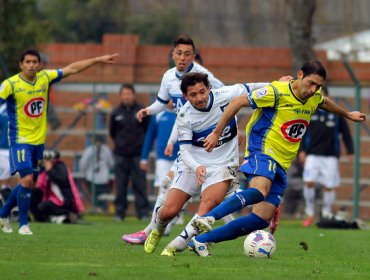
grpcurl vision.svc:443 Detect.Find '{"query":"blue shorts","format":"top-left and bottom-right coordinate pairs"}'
top-left (9, 143), bottom-right (44, 178)
top-left (239, 154), bottom-right (287, 207)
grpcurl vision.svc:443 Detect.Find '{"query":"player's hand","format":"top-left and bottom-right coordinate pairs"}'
top-left (136, 108), bottom-right (150, 122)
top-left (139, 160), bottom-right (147, 171)
top-left (98, 53), bottom-right (119, 64)
top-left (278, 75), bottom-right (293, 82)
top-left (298, 151), bottom-right (306, 165)
top-left (196, 166), bottom-right (206, 186)
top-left (164, 143), bottom-right (174, 157)
top-left (347, 111), bottom-right (366, 122)
top-left (204, 131), bottom-right (220, 152)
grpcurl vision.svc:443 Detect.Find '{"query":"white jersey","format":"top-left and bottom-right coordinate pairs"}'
top-left (157, 62), bottom-right (224, 113)
top-left (177, 84), bottom-right (249, 168)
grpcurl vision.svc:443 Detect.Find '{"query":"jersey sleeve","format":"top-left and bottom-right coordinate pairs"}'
top-left (247, 85), bottom-right (276, 109)
top-left (44, 69), bottom-right (63, 85)
top-left (156, 73), bottom-right (171, 104)
top-left (0, 80), bottom-right (12, 102)
top-left (176, 110), bottom-right (193, 144)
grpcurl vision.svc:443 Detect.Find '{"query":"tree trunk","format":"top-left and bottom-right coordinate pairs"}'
top-left (285, 0), bottom-right (317, 74)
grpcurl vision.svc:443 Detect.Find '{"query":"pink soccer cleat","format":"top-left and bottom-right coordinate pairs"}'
top-left (122, 230), bottom-right (148, 245)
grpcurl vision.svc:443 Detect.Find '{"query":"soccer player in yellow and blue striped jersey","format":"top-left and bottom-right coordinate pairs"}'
top-left (0, 48), bottom-right (117, 235)
top-left (189, 61), bottom-right (366, 256)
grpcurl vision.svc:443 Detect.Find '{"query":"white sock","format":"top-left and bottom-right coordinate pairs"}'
top-left (167, 213), bottom-right (200, 252)
top-left (322, 190), bottom-right (335, 218)
top-left (303, 186), bottom-right (315, 216)
top-left (143, 187), bottom-right (167, 234)
top-left (221, 214), bottom-right (235, 224)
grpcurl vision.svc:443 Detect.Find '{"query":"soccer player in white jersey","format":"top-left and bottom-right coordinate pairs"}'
top-left (123, 35), bottom-right (225, 244)
top-left (143, 72), bottom-right (269, 255)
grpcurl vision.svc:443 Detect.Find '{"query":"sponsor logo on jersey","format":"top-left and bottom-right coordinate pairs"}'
top-left (280, 119), bottom-right (308, 142)
top-left (24, 97), bottom-right (45, 117)
top-left (256, 88), bottom-right (268, 99)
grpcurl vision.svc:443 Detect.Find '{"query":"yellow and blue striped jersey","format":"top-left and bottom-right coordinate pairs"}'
top-left (0, 69), bottom-right (62, 145)
top-left (246, 80), bottom-right (323, 171)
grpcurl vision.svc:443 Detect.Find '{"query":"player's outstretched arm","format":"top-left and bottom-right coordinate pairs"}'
top-left (204, 94), bottom-right (250, 152)
top-left (320, 97), bottom-right (366, 122)
top-left (61, 53), bottom-right (119, 78)
top-left (136, 108), bottom-right (150, 122)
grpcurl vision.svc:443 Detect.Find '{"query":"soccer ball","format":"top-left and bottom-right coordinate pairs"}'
top-left (244, 230), bottom-right (276, 258)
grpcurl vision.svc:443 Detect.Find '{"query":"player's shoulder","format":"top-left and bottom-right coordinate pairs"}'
top-left (192, 63), bottom-right (211, 74)
top-left (163, 67), bottom-right (176, 78)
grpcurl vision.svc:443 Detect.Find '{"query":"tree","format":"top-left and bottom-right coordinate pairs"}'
top-left (285, 0), bottom-right (317, 73)
top-left (0, 0), bottom-right (51, 78)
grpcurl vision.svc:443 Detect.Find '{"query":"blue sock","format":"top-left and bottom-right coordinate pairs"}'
top-left (0, 184), bottom-right (22, 218)
top-left (206, 188), bottom-right (265, 220)
top-left (196, 213), bottom-right (269, 243)
top-left (17, 186), bottom-right (32, 227)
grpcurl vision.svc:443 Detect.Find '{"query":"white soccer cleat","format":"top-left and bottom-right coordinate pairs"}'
top-left (191, 216), bottom-right (215, 233)
top-left (188, 237), bottom-right (210, 257)
top-left (18, 225), bottom-right (33, 235)
top-left (0, 217), bottom-right (13, 233)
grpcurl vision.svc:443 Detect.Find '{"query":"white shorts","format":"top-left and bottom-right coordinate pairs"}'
top-left (0, 149), bottom-right (10, 180)
top-left (170, 165), bottom-right (238, 197)
top-left (303, 155), bottom-right (340, 188)
top-left (154, 159), bottom-right (174, 187)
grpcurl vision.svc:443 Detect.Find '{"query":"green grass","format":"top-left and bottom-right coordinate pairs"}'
top-left (0, 216), bottom-right (369, 280)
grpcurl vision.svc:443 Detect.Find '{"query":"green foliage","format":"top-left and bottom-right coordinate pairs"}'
top-left (38, 0), bottom-right (130, 43)
top-left (37, 0), bottom-right (181, 45)
top-left (0, 0), bottom-right (51, 77)
top-left (0, 217), bottom-right (369, 279)
top-left (126, 6), bottom-right (181, 45)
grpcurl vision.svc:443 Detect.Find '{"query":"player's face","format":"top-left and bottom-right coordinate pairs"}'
top-left (296, 71), bottom-right (324, 101)
top-left (184, 82), bottom-right (210, 110)
top-left (172, 44), bottom-right (195, 72)
top-left (120, 88), bottom-right (135, 106)
top-left (20, 55), bottom-right (40, 79)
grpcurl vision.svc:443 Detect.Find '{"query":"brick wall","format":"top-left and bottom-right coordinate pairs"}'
top-left (42, 34), bottom-right (370, 218)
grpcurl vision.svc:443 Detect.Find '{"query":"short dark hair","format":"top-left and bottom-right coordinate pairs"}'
top-left (173, 35), bottom-right (196, 52)
top-left (20, 48), bottom-right (41, 63)
top-left (194, 51), bottom-right (203, 65)
top-left (180, 73), bottom-right (210, 95)
top-left (119, 83), bottom-right (135, 94)
top-left (301, 60), bottom-right (326, 80)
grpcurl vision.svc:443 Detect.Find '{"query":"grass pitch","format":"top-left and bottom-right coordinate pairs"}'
top-left (0, 215), bottom-right (369, 280)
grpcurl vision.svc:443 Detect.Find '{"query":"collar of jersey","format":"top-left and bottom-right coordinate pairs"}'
top-left (18, 73), bottom-right (37, 86)
top-left (175, 63), bottom-right (194, 80)
top-left (194, 91), bottom-right (214, 112)
top-left (289, 81), bottom-right (307, 104)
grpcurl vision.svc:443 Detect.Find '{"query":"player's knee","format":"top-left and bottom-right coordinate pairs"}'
top-left (20, 175), bottom-right (34, 188)
top-left (305, 182), bottom-right (315, 188)
top-left (159, 205), bottom-right (180, 221)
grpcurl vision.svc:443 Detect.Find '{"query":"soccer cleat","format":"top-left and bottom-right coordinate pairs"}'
top-left (269, 206), bottom-right (280, 235)
top-left (160, 245), bottom-right (176, 256)
top-left (144, 229), bottom-right (161, 254)
top-left (122, 230), bottom-right (148, 245)
top-left (191, 216), bottom-right (215, 233)
top-left (303, 216), bottom-right (315, 227)
top-left (188, 237), bottom-right (210, 257)
top-left (18, 224), bottom-right (33, 235)
top-left (0, 217), bottom-right (13, 233)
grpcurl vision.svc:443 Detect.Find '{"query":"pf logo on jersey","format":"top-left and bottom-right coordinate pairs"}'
top-left (24, 97), bottom-right (45, 117)
top-left (280, 119), bottom-right (308, 142)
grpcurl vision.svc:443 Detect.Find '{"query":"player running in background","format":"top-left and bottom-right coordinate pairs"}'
top-left (0, 48), bottom-right (117, 235)
top-left (126, 35), bottom-right (225, 244)
top-left (299, 85), bottom-right (354, 226)
top-left (189, 61), bottom-right (366, 256)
